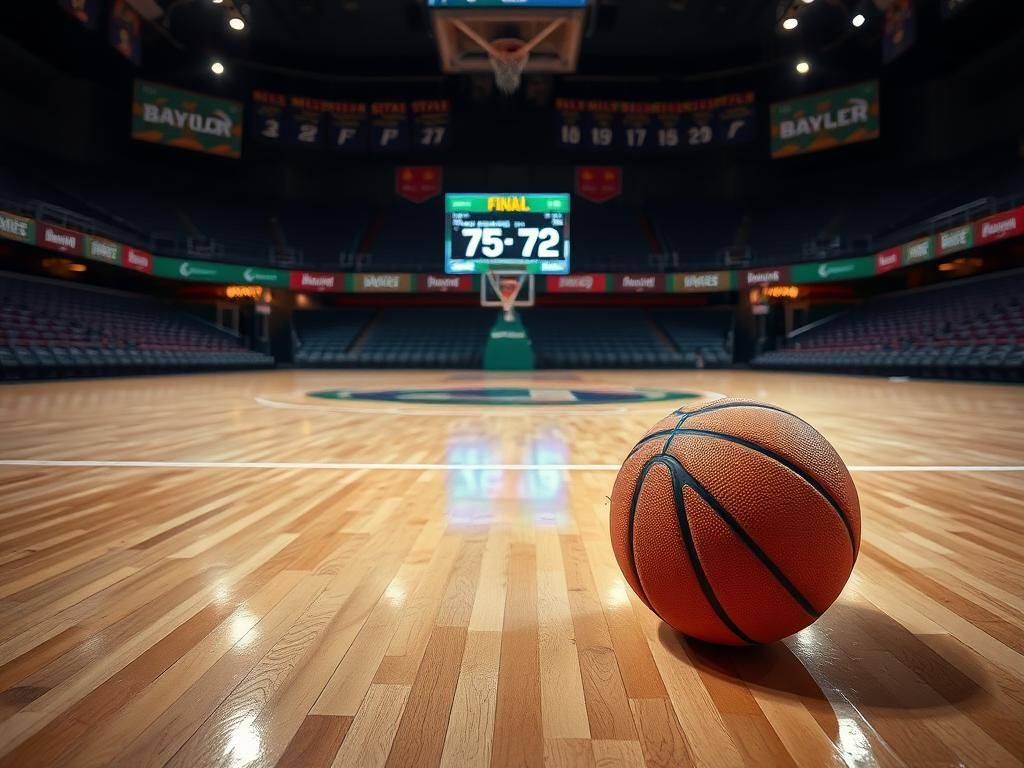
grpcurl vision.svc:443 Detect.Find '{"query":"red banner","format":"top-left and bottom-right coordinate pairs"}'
top-left (39, 224), bottom-right (83, 256)
top-left (575, 167), bottom-right (622, 204)
top-left (545, 274), bottom-right (608, 293)
top-left (395, 166), bottom-right (442, 203)
top-left (875, 248), bottom-right (901, 274)
top-left (975, 206), bottom-right (1024, 245)
top-left (123, 246), bottom-right (153, 273)
top-left (742, 266), bottom-right (791, 286)
top-left (416, 274), bottom-right (473, 292)
top-left (615, 274), bottom-right (665, 292)
top-left (290, 271), bottom-right (344, 292)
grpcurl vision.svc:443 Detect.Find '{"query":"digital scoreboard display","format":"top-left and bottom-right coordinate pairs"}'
top-left (444, 193), bottom-right (571, 274)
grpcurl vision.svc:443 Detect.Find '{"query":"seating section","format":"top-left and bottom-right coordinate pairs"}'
top-left (753, 271), bottom-right (1024, 381)
top-left (0, 274), bottom-right (273, 380)
top-left (292, 310), bottom-right (374, 366)
top-left (655, 311), bottom-right (733, 367)
top-left (524, 308), bottom-right (683, 368)
top-left (571, 203), bottom-right (652, 272)
top-left (293, 308), bottom-right (492, 368)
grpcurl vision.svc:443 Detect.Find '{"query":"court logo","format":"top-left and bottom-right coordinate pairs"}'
top-left (308, 386), bottom-right (704, 407)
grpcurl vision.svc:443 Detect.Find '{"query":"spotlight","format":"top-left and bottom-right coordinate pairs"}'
top-left (211, 0), bottom-right (223, 4)
top-left (228, 15), bottom-right (245, 30)
top-left (211, 61), bottom-right (225, 75)
top-left (782, 17), bottom-right (798, 30)
top-left (796, 60), bottom-right (810, 74)
top-left (801, 0), bottom-right (814, 4)
top-left (852, 13), bottom-right (866, 26)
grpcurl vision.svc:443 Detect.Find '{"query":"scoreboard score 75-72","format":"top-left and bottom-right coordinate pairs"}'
top-left (444, 193), bottom-right (570, 274)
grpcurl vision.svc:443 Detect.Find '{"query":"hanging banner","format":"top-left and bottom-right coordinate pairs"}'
top-left (110, 0), bottom-right (142, 65)
top-left (0, 211), bottom-right (36, 244)
top-left (545, 274), bottom-right (609, 293)
top-left (411, 100), bottom-right (451, 151)
top-left (58, 0), bottom-right (99, 29)
top-left (770, 82), bottom-right (880, 158)
top-left (369, 102), bottom-right (410, 153)
top-left (575, 167), bottom-right (622, 203)
top-left (396, 166), bottom-right (443, 203)
top-left (883, 0), bottom-right (916, 64)
top-left (132, 80), bottom-right (244, 159)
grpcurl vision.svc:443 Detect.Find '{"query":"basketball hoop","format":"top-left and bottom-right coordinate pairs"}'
top-left (482, 271), bottom-right (533, 322)
top-left (489, 38), bottom-right (529, 95)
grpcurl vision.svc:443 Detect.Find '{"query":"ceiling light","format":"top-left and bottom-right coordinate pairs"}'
top-left (782, 17), bottom-right (798, 29)
top-left (796, 60), bottom-right (810, 74)
top-left (801, 0), bottom-right (815, 4)
top-left (228, 15), bottom-right (245, 30)
top-left (852, 13), bottom-right (866, 26)
top-left (211, 61), bottom-right (225, 75)
top-left (212, 0), bottom-right (223, 4)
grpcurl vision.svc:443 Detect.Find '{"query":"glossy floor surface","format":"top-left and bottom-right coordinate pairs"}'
top-left (0, 370), bottom-right (1022, 768)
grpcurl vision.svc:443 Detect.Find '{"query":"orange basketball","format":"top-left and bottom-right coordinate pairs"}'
top-left (610, 397), bottom-right (861, 645)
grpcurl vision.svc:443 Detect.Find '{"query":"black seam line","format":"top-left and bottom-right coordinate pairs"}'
top-left (626, 460), bottom-right (661, 612)
top-left (676, 429), bottom-right (857, 559)
top-left (653, 455), bottom-right (754, 644)
top-left (667, 455), bottom-right (822, 619)
top-left (627, 401), bottom-right (798, 461)
top-left (660, 414), bottom-right (688, 455)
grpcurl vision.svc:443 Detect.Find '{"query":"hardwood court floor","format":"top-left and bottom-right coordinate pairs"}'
top-left (0, 370), bottom-right (1022, 768)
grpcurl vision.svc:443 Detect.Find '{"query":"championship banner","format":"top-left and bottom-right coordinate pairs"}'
top-left (58, 0), bottom-right (98, 29)
top-left (742, 267), bottom-right (791, 286)
top-left (123, 246), bottom-right (153, 273)
top-left (575, 167), bottom-right (622, 204)
top-left (250, 92), bottom-right (369, 152)
top-left (875, 247), bottom-right (901, 274)
top-left (791, 255), bottom-right (875, 283)
top-left (555, 93), bottom-right (755, 152)
top-left (110, 0), bottom-right (142, 65)
top-left (902, 236), bottom-right (934, 266)
top-left (411, 100), bottom-right (451, 151)
top-left (328, 102), bottom-right (369, 153)
top-left (353, 273), bottom-right (412, 292)
top-left (616, 274), bottom-right (665, 293)
top-left (287, 95), bottom-right (327, 149)
top-left (289, 271), bottom-right (345, 292)
top-left (770, 82), bottom-right (880, 158)
top-left (133, 80), bottom-right (243, 159)
top-left (370, 102), bottom-right (410, 153)
top-left (396, 166), bottom-right (443, 203)
top-left (883, 0), bottom-right (915, 64)
top-left (545, 274), bottom-right (609, 293)
top-left (152, 257), bottom-right (288, 286)
top-left (39, 224), bottom-right (83, 255)
top-left (671, 271), bottom-right (736, 293)
top-left (250, 91), bottom-right (288, 145)
top-left (85, 236), bottom-right (122, 265)
top-left (0, 211), bottom-right (36, 244)
top-left (937, 224), bottom-right (973, 256)
top-left (416, 274), bottom-right (474, 292)
top-left (975, 206), bottom-right (1023, 245)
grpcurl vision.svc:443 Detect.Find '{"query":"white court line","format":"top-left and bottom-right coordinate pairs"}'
top-left (0, 459), bottom-right (1022, 472)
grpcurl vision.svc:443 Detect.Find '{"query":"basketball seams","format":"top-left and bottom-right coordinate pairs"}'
top-left (656, 456), bottom-right (754, 644)
top-left (675, 428), bottom-right (858, 558)
top-left (670, 459), bottom-right (823, 619)
top-left (626, 460), bottom-right (660, 612)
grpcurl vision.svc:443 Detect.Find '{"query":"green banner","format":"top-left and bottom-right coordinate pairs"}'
top-left (445, 193), bottom-right (570, 213)
top-left (152, 256), bottom-right (288, 286)
top-left (937, 225), bottom-right (973, 255)
top-left (902, 236), bottom-right (935, 265)
top-left (132, 80), bottom-right (244, 159)
top-left (791, 255), bottom-right (876, 283)
top-left (0, 210), bottom-right (36, 244)
top-left (770, 81), bottom-right (880, 158)
top-left (85, 235), bottom-right (122, 265)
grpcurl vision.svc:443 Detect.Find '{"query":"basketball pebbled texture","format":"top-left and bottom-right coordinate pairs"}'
top-left (609, 397), bottom-right (861, 645)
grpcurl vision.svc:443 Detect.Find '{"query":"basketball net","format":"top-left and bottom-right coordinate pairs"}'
top-left (487, 272), bottom-right (526, 322)
top-left (452, 18), bottom-right (565, 95)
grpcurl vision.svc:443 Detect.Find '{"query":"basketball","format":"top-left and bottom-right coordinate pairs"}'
top-left (610, 398), bottom-right (861, 645)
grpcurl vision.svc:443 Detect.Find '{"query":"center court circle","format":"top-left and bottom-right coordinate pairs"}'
top-left (307, 386), bottom-right (705, 407)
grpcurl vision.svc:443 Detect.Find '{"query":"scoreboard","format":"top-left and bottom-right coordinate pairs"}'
top-left (444, 194), bottom-right (571, 275)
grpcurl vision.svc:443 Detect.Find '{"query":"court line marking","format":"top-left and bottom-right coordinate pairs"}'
top-left (0, 460), bottom-right (1022, 473)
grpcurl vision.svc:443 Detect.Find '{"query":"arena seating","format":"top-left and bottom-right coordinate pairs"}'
top-left (524, 308), bottom-right (683, 368)
top-left (753, 270), bottom-right (1024, 381)
top-left (292, 308), bottom-right (491, 367)
top-left (0, 273), bottom-right (273, 380)
top-left (655, 310), bottom-right (734, 367)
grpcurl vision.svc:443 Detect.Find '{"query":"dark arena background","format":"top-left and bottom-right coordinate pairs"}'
top-left (1, 1), bottom-right (1023, 767)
